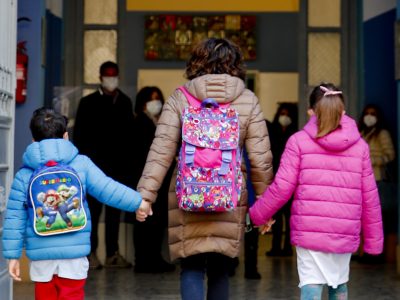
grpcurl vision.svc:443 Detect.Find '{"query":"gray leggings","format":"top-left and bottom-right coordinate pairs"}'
top-left (300, 283), bottom-right (348, 300)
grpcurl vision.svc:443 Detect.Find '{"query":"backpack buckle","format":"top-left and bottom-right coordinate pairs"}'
top-left (219, 151), bottom-right (232, 175)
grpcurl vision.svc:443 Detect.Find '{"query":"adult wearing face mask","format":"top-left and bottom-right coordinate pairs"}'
top-left (73, 61), bottom-right (135, 269)
top-left (265, 102), bottom-right (298, 257)
top-left (358, 104), bottom-right (396, 263)
top-left (131, 86), bottom-right (176, 273)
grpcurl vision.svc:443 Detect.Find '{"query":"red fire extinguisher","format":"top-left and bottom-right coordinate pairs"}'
top-left (16, 41), bottom-right (28, 104)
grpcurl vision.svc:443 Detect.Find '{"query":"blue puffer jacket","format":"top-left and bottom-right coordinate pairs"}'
top-left (2, 139), bottom-right (142, 261)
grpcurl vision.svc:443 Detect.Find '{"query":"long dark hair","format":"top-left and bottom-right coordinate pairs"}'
top-left (185, 38), bottom-right (246, 81)
top-left (272, 102), bottom-right (298, 131)
top-left (358, 104), bottom-right (384, 139)
top-left (134, 86), bottom-right (165, 115)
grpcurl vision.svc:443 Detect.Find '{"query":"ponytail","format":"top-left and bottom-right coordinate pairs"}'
top-left (309, 83), bottom-right (345, 138)
top-left (315, 96), bottom-right (344, 137)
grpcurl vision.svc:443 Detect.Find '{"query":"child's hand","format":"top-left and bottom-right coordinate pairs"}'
top-left (9, 259), bottom-right (21, 281)
top-left (259, 218), bottom-right (275, 235)
top-left (136, 200), bottom-right (153, 222)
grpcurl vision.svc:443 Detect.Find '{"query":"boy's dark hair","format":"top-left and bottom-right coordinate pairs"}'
top-left (99, 61), bottom-right (119, 76)
top-left (185, 38), bottom-right (246, 81)
top-left (30, 108), bottom-right (68, 141)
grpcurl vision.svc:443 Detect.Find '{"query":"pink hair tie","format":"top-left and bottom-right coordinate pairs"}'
top-left (320, 85), bottom-right (342, 97)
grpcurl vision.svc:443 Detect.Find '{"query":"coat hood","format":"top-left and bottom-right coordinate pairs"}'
top-left (23, 139), bottom-right (79, 169)
top-left (184, 74), bottom-right (245, 104)
top-left (303, 115), bottom-right (361, 152)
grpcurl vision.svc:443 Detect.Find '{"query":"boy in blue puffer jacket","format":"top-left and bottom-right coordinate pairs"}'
top-left (2, 107), bottom-right (143, 300)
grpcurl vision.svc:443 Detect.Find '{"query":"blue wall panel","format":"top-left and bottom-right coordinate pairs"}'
top-left (363, 9), bottom-right (397, 137)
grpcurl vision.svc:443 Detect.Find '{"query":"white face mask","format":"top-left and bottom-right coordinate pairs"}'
top-left (101, 76), bottom-right (119, 92)
top-left (363, 115), bottom-right (377, 127)
top-left (146, 100), bottom-right (163, 116)
top-left (278, 115), bottom-right (292, 127)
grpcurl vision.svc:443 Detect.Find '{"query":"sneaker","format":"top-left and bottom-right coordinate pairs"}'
top-left (104, 252), bottom-right (132, 268)
top-left (88, 252), bottom-right (103, 270)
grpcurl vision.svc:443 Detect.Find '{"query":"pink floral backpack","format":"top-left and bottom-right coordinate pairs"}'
top-left (176, 86), bottom-right (242, 212)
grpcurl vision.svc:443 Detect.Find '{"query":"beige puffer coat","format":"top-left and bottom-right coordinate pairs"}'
top-left (137, 74), bottom-right (273, 261)
top-left (361, 129), bottom-right (395, 181)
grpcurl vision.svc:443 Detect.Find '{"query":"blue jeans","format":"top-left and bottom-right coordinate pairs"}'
top-left (180, 253), bottom-right (230, 300)
top-left (301, 284), bottom-right (348, 300)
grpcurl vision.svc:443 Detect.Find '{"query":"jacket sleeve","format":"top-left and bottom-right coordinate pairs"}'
top-left (374, 129), bottom-right (395, 167)
top-left (244, 96), bottom-right (273, 196)
top-left (2, 169), bottom-right (30, 259)
top-left (137, 90), bottom-right (182, 203)
top-left (249, 134), bottom-right (300, 226)
top-left (84, 157), bottom-right (142, 212)
top-left (361, 145), bottom-right (384, 254)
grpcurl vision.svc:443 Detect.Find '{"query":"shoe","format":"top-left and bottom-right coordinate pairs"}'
top-left (104, 252), bottom-right (132, 268)
top-left (244, 270), bottom-right (261, 280)
top-left (88, 252), bottom-right (103, 270)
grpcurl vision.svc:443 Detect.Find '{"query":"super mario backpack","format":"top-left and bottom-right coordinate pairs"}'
top-left (176, 86), bottom-right (242, 212)
top-left (28, 160), bottom-right (87, 236)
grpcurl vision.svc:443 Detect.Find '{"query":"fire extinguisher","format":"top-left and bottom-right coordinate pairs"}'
top-left (16, 41), bottom-right (28, 104)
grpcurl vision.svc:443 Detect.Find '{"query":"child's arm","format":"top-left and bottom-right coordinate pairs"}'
top-left (361, 146), bottom-right (384, 254)
top-left (8, 259), bottom-right (21, 281)
top-left (83, 157), bottom-right (142, 212)
top-left (249, 134), bottom-right (300, 226)
top-left (2, 169), bottom-right (30, 260)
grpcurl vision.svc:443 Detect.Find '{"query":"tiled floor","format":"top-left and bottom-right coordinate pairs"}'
top-left (12, 235), bottom-right (400, 299)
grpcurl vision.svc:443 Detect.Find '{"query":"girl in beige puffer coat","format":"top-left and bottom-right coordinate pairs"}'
top-left (136, 38), bottom-right (273, 300)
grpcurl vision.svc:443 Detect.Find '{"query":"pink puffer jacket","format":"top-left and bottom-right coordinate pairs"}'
top-left (250, 115), bottom-right (383, 254)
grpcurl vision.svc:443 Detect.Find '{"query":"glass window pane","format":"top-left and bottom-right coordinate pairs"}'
top-left (84, 30), bottom-right (117, 84)
top-left (84, 0), bottom-right (117, 25)
top-left (308, 0), bottom-right (340, 27)
top-left (308, 33), bottom-right (341, 86)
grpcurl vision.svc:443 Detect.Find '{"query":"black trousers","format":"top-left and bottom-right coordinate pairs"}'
top-left (133, 214), bottom-right (165, 267)
top-left (244, 225), bottom-right (259, 272)
top-left (270, 200), bottom-right (292, 251)
top-left (87, 194), bottom-right (121, 257)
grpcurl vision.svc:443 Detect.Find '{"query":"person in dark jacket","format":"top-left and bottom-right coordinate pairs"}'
top-left (73, 61), bottom-right (135, 269)
top-left (132, 86), bottom-right (175, 273)
top-left (266, 103), bottom-right (298, 256)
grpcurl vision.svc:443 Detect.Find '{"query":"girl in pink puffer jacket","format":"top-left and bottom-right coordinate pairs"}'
top-left (250, 83), bottom-right (383, 300)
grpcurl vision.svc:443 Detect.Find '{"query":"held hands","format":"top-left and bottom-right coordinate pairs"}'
top-left (9, 259), bottom-right (21, 281)
top-left (136, 199), bottom-right (153, 222)
top-left (259, 218), bottom-right (276, 235)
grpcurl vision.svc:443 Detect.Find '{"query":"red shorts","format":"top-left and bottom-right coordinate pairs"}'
top-left (35, 275), bottom-right (86, 300)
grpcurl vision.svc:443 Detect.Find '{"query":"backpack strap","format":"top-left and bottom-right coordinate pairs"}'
top-left (178, 86), bottom-right (229, 108)
top-left (178, 86), bottom-right (200, 107)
